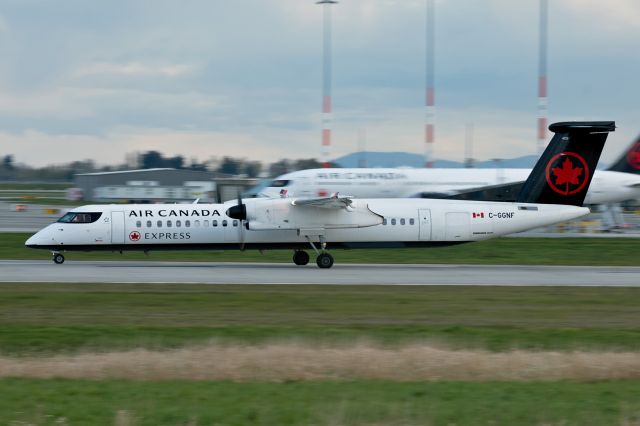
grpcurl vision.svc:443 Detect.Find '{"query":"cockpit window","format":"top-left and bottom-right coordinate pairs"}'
top-left (270, 179), bottom-right (290, 187)
top-left (57, 212), bottom-right (102, 223)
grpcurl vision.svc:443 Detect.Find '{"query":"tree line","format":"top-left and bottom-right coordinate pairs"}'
top-left (0, 152), bottom-right (337, 182)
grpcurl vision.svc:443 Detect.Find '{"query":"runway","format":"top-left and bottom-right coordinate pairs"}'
top-left (0, 260), bottom-right (638, 286)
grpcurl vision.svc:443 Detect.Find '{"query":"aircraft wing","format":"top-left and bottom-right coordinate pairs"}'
top-left (415, 181), bottom-right (526, 202)
top-left (291, 194), bottom-right (353, 209)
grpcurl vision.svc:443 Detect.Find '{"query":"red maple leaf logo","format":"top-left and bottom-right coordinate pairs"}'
top-left (545, 152), bottom-right (589, 196)
top-left (129, 231), bottom-right (141, 242)
top-left (628, 142), bottom-right (640, 170)
top-left (553, 158), bottom-right (582, 187)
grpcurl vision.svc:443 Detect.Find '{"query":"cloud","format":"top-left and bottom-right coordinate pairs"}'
top-left (75, 62), bottom-right (197, 78)
top-left (0, 14), bottom-right (8, 33)
top-left (0, 126), bottom-right (316, 168)
top-left (561, 0), bottom-right (640, 35)
top-left (0, 0), bottom-right (639, 168)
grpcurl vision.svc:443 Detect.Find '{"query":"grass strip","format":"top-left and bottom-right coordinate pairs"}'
top-left (0, 284), bottom-right (638, 354)
top-left (1, 379), bottom-right (640, 425)
top-left (0, 183), bottom-right (71, 190)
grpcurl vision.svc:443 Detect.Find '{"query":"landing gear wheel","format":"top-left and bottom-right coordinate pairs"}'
top-left (316, 252), bottom-right (334, 269)
top-left (53, 253), bottom-right (65, 264)
top-left (293, 250), bottom-right (310, 266)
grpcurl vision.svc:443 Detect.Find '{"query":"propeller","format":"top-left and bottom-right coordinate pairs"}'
top-left (226, 193), bottom-right (247, 221)
top-left (226, 193), bottom-right (247, 250)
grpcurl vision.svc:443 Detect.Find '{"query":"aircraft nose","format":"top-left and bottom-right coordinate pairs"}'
top-left (25, 228), bottom-right (51, 248)
top-left (25, 233), bottom-right (39, 248)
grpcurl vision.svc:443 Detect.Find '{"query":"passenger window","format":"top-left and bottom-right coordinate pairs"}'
top-left (400, 218), bottom-right (405, 225)
top-left (195, 220), bottom-right (200, 227)
top-left (213, 220), bottom-right (218, 227)
top-left (176, 220), bottom-right (181, 227)
top-left (204, 220), bottom-right (209, 227)
top-left (167, 220), bottom-right (172, 228)
top-left (157, 220), bottom-right (162, 228)
top-left (382, 218), bottom-right (387, 225)
top-left (410, 218), bottom-right (415, 225)
top-left (185, 220), bottom-right (191, 227)
top-left (136, 221), bottom-right (141, 228)
top-left (391, 218), bottom-right (396, 225)
top-left (233, 220), bottom-right (238, 227)
top-left (146, 221), bottom-right (152, 228)
top-left (222, 220), bottom-right (228, 227)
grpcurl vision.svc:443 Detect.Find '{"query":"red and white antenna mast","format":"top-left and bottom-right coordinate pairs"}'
top-left (317, 0), bottom-right (338, 168)
top-left (424, 0), bottom-right (435, 168)
top-left (537, 0), bottom-right (548, 154)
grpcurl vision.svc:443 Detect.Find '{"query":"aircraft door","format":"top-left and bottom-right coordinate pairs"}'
top-left (294, 176), bottom-right (312, 197)
top-left (111, 211), bottom-right (125, 244)
top-left (418, 209), bottom-right (431, 240)
top-left (445, 212), bottom-right (470, 240)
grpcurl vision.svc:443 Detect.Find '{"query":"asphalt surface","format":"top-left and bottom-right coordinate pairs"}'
top-left (0, 260), bottom-right (638, 286)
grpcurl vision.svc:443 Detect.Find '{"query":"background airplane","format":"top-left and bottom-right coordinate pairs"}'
top-left (260, 134), bottom-right (640, 216)
top-left (26, 121), bottom-right (614, 268)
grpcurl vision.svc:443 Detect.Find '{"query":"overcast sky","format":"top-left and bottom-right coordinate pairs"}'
top-left (1, 0), bottom-right (639, 167)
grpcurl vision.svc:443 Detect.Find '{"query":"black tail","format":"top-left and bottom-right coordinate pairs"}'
top-left (607, 134), bottom-right (640, 174)
top-left (516, 121), bottom-right (615, 206)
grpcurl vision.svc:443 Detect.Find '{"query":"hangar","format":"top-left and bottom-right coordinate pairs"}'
top-left (75, 168), bottom-right (258, 203)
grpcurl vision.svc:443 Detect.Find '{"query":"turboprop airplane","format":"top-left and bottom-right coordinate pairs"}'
top-left (260, 135), bottom-right (640, 205)
top-left (26, 121), bottom-right (614, 269)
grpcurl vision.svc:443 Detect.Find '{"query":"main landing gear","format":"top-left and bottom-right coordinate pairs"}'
top-left (293, 250), bottom-right (310, 266)
top-left (316, 252), bottom-right (334, 269)
top-left (52, 252), bottom-right (65, 264)
top-left (293, 234), bottom-right (335, 269)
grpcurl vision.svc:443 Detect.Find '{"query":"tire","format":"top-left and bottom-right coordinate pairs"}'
top-left (316, 253), bottom-right (334, 269)
top-left (53, 254), bottom-right (65, 264)
top-left (293, 250), bottom-right (310, 266)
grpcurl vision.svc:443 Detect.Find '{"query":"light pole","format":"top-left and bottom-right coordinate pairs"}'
top-left (424, 0), bottom-right (435, 168)
top-left (537, 0), bottom-right (548, 154)
top-left (317, 0), bottom-right (338, 168)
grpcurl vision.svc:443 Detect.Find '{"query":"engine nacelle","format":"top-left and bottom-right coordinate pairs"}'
top-left (244, 198), bottom-right (382, 231)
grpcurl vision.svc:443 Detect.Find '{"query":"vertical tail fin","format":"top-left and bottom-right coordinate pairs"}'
top-left (517, 121), bottom-right (615, 206)
top-left (607, 134), bottom-right (640, 174)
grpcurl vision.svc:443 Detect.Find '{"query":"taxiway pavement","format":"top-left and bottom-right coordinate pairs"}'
top-left (0, 260), bottom-right (637, 286)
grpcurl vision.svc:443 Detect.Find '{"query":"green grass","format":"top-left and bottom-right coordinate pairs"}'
top-left (5, 231), bottom-right (640, 265)
top-left (0, 284), bottom-right (639, 354)
top-left (0, 182), bottom-right (71, 190)
top-left (3, 195), bottom-right (90, 207)
top-left (1, 378), bottom-right (639, 425)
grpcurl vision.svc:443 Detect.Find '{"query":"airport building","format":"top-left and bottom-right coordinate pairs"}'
top-left (75, 169), bottom-right (259, 203)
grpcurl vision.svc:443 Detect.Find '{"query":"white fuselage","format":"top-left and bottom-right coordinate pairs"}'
top-left (26, 198), bottom-right (589, 251)
top-left (260, 168), bottom-right (640, 205)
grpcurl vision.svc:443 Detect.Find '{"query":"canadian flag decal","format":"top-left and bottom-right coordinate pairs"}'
top-left (472, 212), bottom-right (484, 219)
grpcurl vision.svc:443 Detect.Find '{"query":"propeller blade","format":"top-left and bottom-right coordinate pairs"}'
top-left (237, 192), bottom-right (246, 251)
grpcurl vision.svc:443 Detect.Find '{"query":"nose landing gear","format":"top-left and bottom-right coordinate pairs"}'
top-left (52, 253), bottom-right (65, 264)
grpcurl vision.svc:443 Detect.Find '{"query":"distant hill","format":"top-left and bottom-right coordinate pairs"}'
top-left (333, 152), bottom-right (539, 169)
